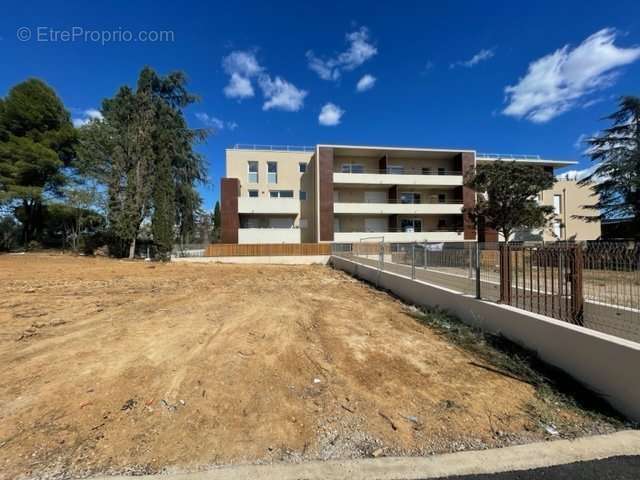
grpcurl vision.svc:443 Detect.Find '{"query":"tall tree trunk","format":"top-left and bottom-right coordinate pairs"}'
top-left (128, 237), bottom-right (136, 259)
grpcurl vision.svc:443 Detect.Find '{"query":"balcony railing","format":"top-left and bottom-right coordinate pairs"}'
top-left (336, 167), bottom-right (462, 175)
top-left (335, 198), bottom-right (464, 204)
top-left (230, 144), bottom-right (315, 152)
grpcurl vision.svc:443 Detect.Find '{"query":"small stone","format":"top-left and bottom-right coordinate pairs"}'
top-left (372, 448), bottom-right (384, 457)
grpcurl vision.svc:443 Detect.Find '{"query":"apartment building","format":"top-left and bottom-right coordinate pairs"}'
top-left (221, 144), bottom-right (600, 244)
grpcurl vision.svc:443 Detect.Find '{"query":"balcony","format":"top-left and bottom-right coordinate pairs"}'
top-left (238, 197), bottom-right (299, 215)
top-left (238, 228), bottom-right (301, 244)
top-left (333, 167), bottom-right (463, 187)
top-left (333, 230), bottom-right (464, 243)
top-left (333, 200), bottom-right (463, 215)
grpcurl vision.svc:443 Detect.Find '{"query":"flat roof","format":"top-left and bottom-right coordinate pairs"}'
top-left (226, 144), bottom-right (577, 167)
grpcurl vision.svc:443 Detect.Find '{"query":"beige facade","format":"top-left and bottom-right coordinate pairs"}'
top-left (540, 180), bottom-right (601, 241)
top-left (222, 145), bottom-right (600, 244)
top-left (225, 148), bottom-right (316, 243)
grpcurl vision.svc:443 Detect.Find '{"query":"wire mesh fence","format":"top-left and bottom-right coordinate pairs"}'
top-left (331, 240), bottom-right (640, 344)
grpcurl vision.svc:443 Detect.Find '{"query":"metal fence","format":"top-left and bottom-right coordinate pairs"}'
top-left (332, 241), bottom-right (640, 344)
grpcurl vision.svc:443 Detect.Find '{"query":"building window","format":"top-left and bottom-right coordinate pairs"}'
top-left (437, 167), bottom-right (446, 175)
top-left (400, 219), bottom-right (422, 232)
top-left (400, 192), bottom-right (420, 204)
top-left (438, 193), bottom-right (446, 203)
top-left (341, 163), bottom-right (364, 174)
top-left (270, 190), bottom-right (294, 198)
top-left (248, 190), bottom-right (259, 198)
top-left (300, 191), bottom-right (307, 200)
top-left (300, 218), bottom-right (308, 229)
top-left (299, 162), bottom-right (307, 173)
top-left (387, 165), bottom-right (404, 175)
top-left (438, 219), bottom-right (447, 230)
top-left (553, 194), bottom-right (562, 215)
top-left (248, 161), bottom-right (258, 183)
top-left (267, 161), bottom-right (278, 184)
top-left (422, 167), bottom-right (432, 175)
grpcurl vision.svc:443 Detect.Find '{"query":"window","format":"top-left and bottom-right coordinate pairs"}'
top-left (422, 167), bottom-right (432, 175)
top-left (270, 190), bottom-right (294, 198)
top-left (387, 165), bottom-right (404, 175)
top-left (437, 219), bottom-right (447, 230)
top-left (341, 163), bottom-right (364, 174)
top-left (300, 191), bottom-right (307, 200)
top-left (553, 194), bottom-right (562, 215)
top-left (400, 192), bottom-right (420, 204)
top-left (248, 190), bottom-right (259, 198)
top-left (438, 193), bottom-right (446, 203)
top-left (299, 162), bottom-right (307, 173)
top-left (300, 218), bottom-right (308, 229)
top-left (437, 167), bottom-right (446, 175)
top-left (267, 161), bottom-right (277, 184)
top-left (400, 219), bottom-right (422, 232)
top-left (248, 161), bottom-right (258, 183)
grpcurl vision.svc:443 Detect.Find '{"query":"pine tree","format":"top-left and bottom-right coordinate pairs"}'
top-left (76, 67), bottom-right (207, 258)
top-left (464, 161), bottom-right (555, 241)
top-left (0, 79), bottom-right (76, 245)
top-left (579, 96), bottom-right (640, 238)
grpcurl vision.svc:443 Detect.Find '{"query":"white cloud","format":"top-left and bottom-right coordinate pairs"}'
top-left (223, 72), bottom-right (254, 99)
top-left (318, 103), bottom-right (344, 126)
top-left (451, 48), bottom-right (495, 68)
top-left (307, 27), bottom-right (377, 81)
top-left (72, 108), bottom-right (103, 127)
top-left (503, 29), bottom-right (640, 123)
top-left (356, 74), bottom-right (376, 92)
top-left (195, 112), bottom-right (238, 131)
top-left (258, 75), bottom-right (307, 112)
top-left (221, 50), bottom-right (263, 99)
top-left (222, 50), bottom-right (263, 77)
top-left (221, 50), bottom-right (308, 112)
top-left (556, 164), bottom-right (598, 181)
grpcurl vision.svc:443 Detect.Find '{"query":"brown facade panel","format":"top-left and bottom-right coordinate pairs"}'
top-left (461, 152), bottom-right (476, 240)
top-left (318, 147), bottom-right (334, 241)
top-left (220, 178), bottom-right (240, 244)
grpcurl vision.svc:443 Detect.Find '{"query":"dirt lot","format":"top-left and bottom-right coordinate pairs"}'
top-left (0, 254), bottom-right (624, 479)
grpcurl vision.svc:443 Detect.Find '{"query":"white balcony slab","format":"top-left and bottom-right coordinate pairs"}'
top-left (333, 231), bottom-right (464, 243)
top-left (238, 228), bottom-right (301, 244)
top-left (238, 197), bottom-right (299, 214)
top-left (333, 172), bottom-right (463, 187)
top-left (333, 202), bottom-right (463, 215)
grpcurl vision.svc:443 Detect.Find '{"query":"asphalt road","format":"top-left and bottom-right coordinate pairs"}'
top-left (430, 455), bottom-right (640, 479)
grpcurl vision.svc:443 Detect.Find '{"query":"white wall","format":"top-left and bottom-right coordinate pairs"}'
top-left (331, 256), bottom-right (640, 421)
top-left (333, 202), bottom-right (463, 215)
top-left (333, 231), bottom-right (464, 243)
top-left (333, 172), bottom-right (463, 187)
top-left (238, 228), bottom-right (301, 244)
top-left (238, 197), bottom-right (300, 214)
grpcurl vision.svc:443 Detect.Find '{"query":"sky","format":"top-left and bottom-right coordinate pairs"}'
top-left (2, 1), bottom-right (640, 210)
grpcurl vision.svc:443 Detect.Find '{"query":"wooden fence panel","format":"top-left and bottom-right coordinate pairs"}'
top-left (205, 243), bottom-right (331, 257)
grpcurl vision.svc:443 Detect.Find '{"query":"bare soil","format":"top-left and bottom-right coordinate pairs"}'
top-left (0, 254), bottom-right (622, 479)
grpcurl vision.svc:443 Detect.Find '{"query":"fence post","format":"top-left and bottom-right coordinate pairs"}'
top-left (570, 243), bottom-right (585, 326)
top-left (411, 244), bottom-right (416, 280)
top-left (475, 242), bottom-right (481, 299)
top-left (499, 244), bottom-right (511, 304)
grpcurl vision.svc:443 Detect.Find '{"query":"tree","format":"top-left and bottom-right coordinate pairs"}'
top-left (464, 161), bottom-right (555, 241)
top-left (211, 201), bottom-right (221, 242)
top-left (76, 67), bottom-right (207, 259)
top-left (0, 79), bottom-right (76, 244)
top-left (578, 96), bottom-right (640, 237)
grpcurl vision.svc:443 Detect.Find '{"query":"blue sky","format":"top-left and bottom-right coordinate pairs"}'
top-left (2, 1), bottom-right (640, 210)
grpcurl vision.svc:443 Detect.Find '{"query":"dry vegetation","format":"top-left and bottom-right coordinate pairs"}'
top-left (0, 254), bottom-right (625, 479)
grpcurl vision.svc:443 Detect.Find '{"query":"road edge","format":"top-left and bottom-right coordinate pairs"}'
top-left (90, 430), bottom-right (640, 480)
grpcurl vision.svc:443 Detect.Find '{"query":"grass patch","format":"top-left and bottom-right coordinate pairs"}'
top-left (406, 305), bottom-right (632, 428)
